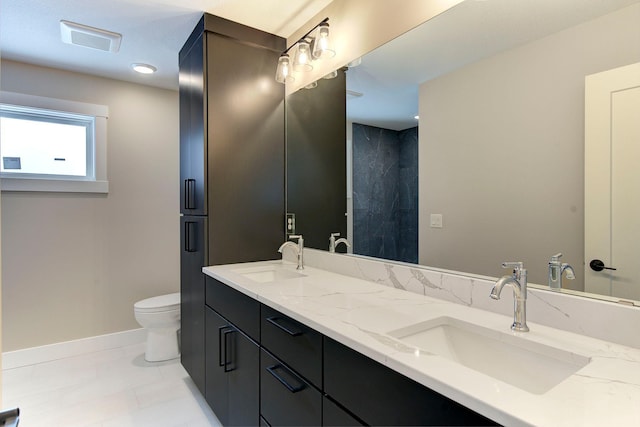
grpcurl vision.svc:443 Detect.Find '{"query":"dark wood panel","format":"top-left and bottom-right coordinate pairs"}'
top-left (227, 326), bottom-right (260, 426)
top-left (205, 276), bottom-right (260, 342)
top-left (179, 33), bottom-right (207, 215)
top-left (205, 307), bottom-right (230, 425)
top-left (286, 69), bottom-right (347, 250)
top-left (179, 216), bottom-right (207, 394)
top-left (324, 337), bottom-right (497, 426)
top-left (207, 32), bottom-right (285, 265)
top-left (260, 349), bottom-right (322, 426)
top-left (322, 395), bottom-right (365, 426)
top-left (260, 305), bottom-right (323, 389)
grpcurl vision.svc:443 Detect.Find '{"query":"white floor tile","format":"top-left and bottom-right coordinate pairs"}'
top-left (2, 344), bottom-right (221, 427)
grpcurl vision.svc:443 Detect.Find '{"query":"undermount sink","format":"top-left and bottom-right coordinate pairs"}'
top-left (233, 265), bottom-right (306, 283)
top-left (387, 316), bottom-right (590, 394)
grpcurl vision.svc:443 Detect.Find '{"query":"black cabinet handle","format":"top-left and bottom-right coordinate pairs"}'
top-left (184, 179), bottom-right (196, 209)
top-left (266, 364), bottom-right (306, 393)
top-left (590, 259), bottom-right (617, 272)
top-left (223, 328), bottom-right (235, 372)
top-left (218, 326), bottom-right (234, 372)
top-left (184, 221), bottom-right (196, 252)
top-left (266, 316), bottom-right (303, 337)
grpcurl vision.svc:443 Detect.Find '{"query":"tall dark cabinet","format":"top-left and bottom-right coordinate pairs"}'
top-left (179, 13), bottom-right (286, 402)
top-left (286, 70), bottom-right (347, 250)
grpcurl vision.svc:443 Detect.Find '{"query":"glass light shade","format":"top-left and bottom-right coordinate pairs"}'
top-left (275, 54), bottom-right (294, 84)
top-left (292, 41), bottom-right (313, 72)
top-left (312, 23), bottom-right (335, 59)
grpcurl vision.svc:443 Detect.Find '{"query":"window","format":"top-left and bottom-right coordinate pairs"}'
top-left (0, 91), bottom-right (109, 193)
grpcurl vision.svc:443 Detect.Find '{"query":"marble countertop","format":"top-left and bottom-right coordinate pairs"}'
top-left (203, 260), bottom-right (640, 427)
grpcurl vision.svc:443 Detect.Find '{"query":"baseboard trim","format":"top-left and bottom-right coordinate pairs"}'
top-left (2, 328), bottom-right (146, 370)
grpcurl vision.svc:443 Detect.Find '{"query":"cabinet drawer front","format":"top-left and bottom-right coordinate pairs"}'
top-left (324, 337), bottom-right (496, 426)
top-left (260, 349), bottom-right (322, 426)
top-left (205, 276), bottom-right (260, 341)
top-left (323, 396), bottom-right (365, 426)
top-left (261, 305), bottom-right (323, 388)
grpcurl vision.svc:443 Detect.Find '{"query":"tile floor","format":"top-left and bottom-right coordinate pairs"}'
top-left (2, 343), bottom-right (221, 427)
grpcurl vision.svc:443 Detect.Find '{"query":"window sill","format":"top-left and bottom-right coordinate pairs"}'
top-left (0, 178), bottom-right (109, 194)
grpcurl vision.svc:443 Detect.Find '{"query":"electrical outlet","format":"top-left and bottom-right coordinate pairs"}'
top-left (286, 213), bottom-right (296, 235)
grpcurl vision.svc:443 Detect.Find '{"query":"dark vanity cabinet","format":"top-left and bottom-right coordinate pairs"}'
top-left (201, 276), bottom-right (497, 426)
top-left (205, 276), bottom-right (260, 426)
top-left (178, 13), bottom-right (285, 400)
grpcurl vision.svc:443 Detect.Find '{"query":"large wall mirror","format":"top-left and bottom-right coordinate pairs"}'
top-left (286, 0), bottom-right (640, 305)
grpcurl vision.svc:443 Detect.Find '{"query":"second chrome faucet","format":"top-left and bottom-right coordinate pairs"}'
top-left (491, 262), bottom-right (529, 332)
top-left (278, 235), bottom-right (304, 270)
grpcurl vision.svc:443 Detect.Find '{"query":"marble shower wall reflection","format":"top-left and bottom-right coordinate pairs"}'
top-left (352, 123), bottom-right (418, 263)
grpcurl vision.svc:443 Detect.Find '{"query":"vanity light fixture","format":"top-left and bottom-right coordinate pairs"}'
top-left (131, 63), bottom-right (157, 74)
top-left (275, 54), bottom-right (294, 83)
top-left (292, 41), bottom-right (313, 72)
top-left (275, 17), bottom-right (336, 84)
top-left (311, 22), bottom-right (335, 59)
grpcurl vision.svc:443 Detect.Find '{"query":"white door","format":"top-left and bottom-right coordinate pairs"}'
top-left (585, 62), bottom-right (640, 301)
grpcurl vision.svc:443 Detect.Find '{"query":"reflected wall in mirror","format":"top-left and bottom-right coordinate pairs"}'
top-left (289, 0), bottom-right (640, 304)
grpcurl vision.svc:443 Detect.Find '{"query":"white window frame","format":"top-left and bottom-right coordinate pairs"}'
top-left (0, 91), bottom-right (109, 193)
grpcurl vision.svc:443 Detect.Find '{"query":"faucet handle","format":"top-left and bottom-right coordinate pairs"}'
top-left (550, 253), bottom-right (563, 262)
top-left (330, 232), bottom-right (340, 239)
top-left (502, 261), bottom-right (523, 270)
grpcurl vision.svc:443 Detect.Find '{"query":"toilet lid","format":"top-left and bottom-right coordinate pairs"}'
top-left (134, 292), bottom-right (180, 312)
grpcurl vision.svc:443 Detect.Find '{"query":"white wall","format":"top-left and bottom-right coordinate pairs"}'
top-left (419, 4), bottom-right (640, 288)
top-left (1, 60), bottom-right (179, 352)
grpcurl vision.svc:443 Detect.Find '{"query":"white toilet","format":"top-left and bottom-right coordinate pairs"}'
top-left (134, 292), bottom-right (181, 362)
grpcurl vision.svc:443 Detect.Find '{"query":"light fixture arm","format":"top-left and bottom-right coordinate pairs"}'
top-left (281, 17), bottom-right (330, 56)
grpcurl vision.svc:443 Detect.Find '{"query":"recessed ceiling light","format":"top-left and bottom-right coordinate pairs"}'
top-left (60, 20), bottom-right (121, 53)
top-left (131, 63), bottom-right (157, 74)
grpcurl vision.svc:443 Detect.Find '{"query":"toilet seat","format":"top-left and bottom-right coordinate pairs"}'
top-left (134, 292), bottom-right (180, 313)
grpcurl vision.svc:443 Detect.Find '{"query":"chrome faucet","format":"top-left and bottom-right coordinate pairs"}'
top-left (548, 253), bottom-right (575, 290)
top-left (329, 233), bottom-right (351, 253)
top-left (490, 262), bottom-right (529, 332)
top-left (278, 235), bottom-right (304, 270)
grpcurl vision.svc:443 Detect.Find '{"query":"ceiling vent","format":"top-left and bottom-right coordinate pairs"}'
top-left (60, 20), bottom-right (122, 53)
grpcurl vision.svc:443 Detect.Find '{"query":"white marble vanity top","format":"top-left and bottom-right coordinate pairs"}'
top-left (203, 260), bottom-right (640, 427)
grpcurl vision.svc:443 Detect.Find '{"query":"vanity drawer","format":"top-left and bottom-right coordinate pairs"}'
top-left (260, 349), bottom-right (322, 426)
top-left (324, 337), bottom-right (496, 426)
top-left (205, 276), bottom-right (260, 341)
top-left (260, 305), bottom-right (323, 388)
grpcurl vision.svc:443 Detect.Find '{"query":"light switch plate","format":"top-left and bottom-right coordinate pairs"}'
top-left (430, 213), bottom-right (443, 228)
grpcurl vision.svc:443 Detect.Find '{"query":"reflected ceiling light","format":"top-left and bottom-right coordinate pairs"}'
top-left (132, 63), bottom-right (157, 74)
top-left (414, 115), bottom-right (420, 120)
top-left (347, 57), bottom-right (362, 67)
top-left (275, 18), bottom-right (338, 84)
top-left (323, 70), bottom-right (338, 79)
top-left (275, 54), bottom-right (294, 83)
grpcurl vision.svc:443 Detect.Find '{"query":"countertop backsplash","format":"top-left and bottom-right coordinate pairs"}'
top-left (283, 248), bottom-right (640, 349)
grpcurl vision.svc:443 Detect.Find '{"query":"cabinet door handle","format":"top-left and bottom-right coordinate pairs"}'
top-left (266, 364), bottom-right (306, 393)
top-left (184, 179), bottom-right (196, 209)
top-left (266, 316), bottom-right (303, 337)
top-left (223, 328), bottom-right (235, 372)
top-left (184, 221), bottom-right (196, 252)
top-left (218, 326), bottom-right (234, 372)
